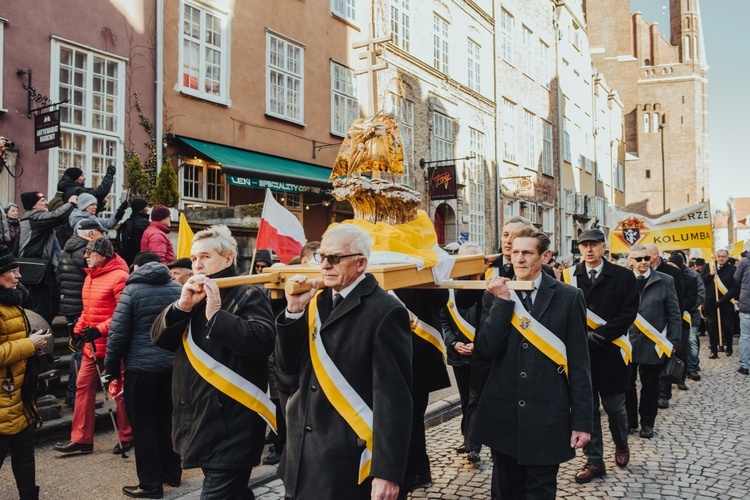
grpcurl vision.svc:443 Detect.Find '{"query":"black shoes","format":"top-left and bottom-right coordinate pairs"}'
top-left (718, 346), bottom-right (725, 353)
top-left (687, 371), bottom-right (701, 381)
top-left (467, 451), bottom-right (481, 463)
top-left (113, 441), bottom-right (133, 454)
top-left (455, 446), bottom-right (468, 454)
top-left (639, 426), bottom-right (654, 438)
top-left (122, 485), bottom-right (164, 499)
top-left (262, 449), bottom-right (282, 465)
top-left (53, 441), bottom-right (93, 454)
top-left (726, 347), bottom-right (733, 356)
top-left (738, 367), bottom-right (749, 375)
top-left (657, 398), bottom-right (670, 409)
top-left (404, 473), bottom-right (433, 492)
top-left (708, 352), bottom-right (718, 359)
top-left (677, 382), bottom-right (689, 390)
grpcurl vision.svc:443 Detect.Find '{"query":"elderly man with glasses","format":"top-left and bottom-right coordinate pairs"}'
top-left (276, 224), bottom-right (413, 500)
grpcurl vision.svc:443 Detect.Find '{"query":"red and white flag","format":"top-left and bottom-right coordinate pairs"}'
top-left (256, 189), bottom-right (307, 264)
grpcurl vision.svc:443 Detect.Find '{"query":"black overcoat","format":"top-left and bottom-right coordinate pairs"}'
top-left (275, 274), bottom-right (413, 500)
top-left (628, 270), bottom-right (682, 365)
top-left (473, 273), bottom-right (593, 465)
top-left (570, 260), bottom-right (639, 394)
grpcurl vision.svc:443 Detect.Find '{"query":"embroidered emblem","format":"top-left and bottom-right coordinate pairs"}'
top-left (519, 316), bottom-right (532, 330)
top-left (312, 327), bottom-right (318, 341)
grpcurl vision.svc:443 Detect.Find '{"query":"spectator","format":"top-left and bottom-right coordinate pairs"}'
top-left (105, 253), bottom-right (183, 498)
top-left (3, 204), bottom-right (21, 257)
top-left (53, 237), bottom-right (132, 456)
top-left (299, 241), bottom-right (320, 265)
top-left (253, 249), bottom-right (273, 274)
top-left (68, 192), bottom-right (127, 234)
top-left (118, 198), bottom-right (150, 267)
top-left (0, 244), bottom-right (52, 500)
top-left (55, 166), bottom-right (115, 213)
top-left (140, 206), bottom-right (175, 265)
top-left (57, 220), bottom-right (107, 407)
top-left (166, 258), bottom-right (193, 286)
top-left (18, 191), bottom-right (77, 324)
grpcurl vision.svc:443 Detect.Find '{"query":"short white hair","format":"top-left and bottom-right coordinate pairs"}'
top-left (193, 224), bottom-right (237, 264)
top-left (323, 224), bottom-right (372, 259)
top-left (458, 242), bottom-right (481, 255)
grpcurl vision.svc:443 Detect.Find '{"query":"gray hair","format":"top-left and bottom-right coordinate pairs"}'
top-left (323, 224), bottom-right (372, 259)
top-left (193, 224), bottom-right (238, 264)
top-left (504, 215), bottom-right (531, 227)
top-left (458, 242), bottom-right (481, 255)
top-left (629, 244), bottom-right (647, 254)
top-left (716, 249), bottom-right (729, 256)
top-left (617, 257), bottom-right (631, 268)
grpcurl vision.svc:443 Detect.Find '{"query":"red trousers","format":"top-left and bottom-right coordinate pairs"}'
top-left (71, 353), bottom-right (132, 445)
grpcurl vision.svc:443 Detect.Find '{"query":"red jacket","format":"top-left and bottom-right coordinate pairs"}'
top-left (140, 221), bottom-right (175, 264)
top-left (75, 254), bottom-right (129, 358)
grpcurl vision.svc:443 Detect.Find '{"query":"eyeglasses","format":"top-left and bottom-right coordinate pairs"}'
top-left (313, 253), bottom-right (361, 265)
top-left (630, 256), bottom-right (651, 262)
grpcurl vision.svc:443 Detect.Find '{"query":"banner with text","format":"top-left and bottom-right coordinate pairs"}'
top-left (609, 203), bottom-right (712, 254)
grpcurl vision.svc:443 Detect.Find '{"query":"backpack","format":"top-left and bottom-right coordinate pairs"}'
top-left (20, 349), bottom-right (58, 428)
top-left (117, 218), bottom-right (138, 264)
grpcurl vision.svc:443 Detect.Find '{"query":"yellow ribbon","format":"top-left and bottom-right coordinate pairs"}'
top-left (182, 327), bottom-right (277, 431)
top-left (682, 311), bottom-right (692, 327)
top-left (388, 291), bottom-right (447, 359)
top-left (715, 275), bottom-right (728, 295)
top-left (509, 291), bottom-right (568, 376)
top-left (446, 289), bottom-right (475, 342)
top-left (633, 314), bottom-right (673, 358)
top-left (307, 292), bottom-right (373, 484)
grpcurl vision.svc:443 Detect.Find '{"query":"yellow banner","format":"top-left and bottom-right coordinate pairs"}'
top-left (730, 240), bottom-right (748, 259)
top-left (609, 203), bottom-right (712, 254)
top-left (177, 212), bottom-right (195, 259)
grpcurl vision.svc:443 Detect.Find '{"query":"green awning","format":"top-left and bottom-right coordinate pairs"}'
top-left (176, 136), bottom-right (333, 188)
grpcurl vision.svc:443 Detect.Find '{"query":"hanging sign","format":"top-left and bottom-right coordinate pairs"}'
top-left (428, 165), bottom-right (457, 200)
top-left (34, 110), bottom-right (61, 152)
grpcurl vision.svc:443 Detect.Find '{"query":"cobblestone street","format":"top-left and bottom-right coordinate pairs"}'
top-left (254, 343), bottom-right (750, 499)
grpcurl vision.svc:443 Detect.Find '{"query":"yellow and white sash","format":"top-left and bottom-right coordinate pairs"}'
top-left (308, 294), bottom-right (373, 484)
top-left (633, 314), bottom-right (673, 358)
top-left (682, 311), bottom-right (692, 328)
top-left (388, 291), bottom-right (447, 359)
top-left (182, 326), bottom-right (277, 431)
top-left (563, 267), bottom-right (632, 364)
top-left (485, 266), bottom-right (500, 279)
top-left (715, 274), bottom-right (728, 295)
top-left (509, 290), bottom-right (568, 376)
top-left (447, 289), bottom-right (475, 342)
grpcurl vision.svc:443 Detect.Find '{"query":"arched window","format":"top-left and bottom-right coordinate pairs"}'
top-left (684, 35), bottom-right (691, 60)
top-left (686, 18), bottom-right (690, 29)
top-left (653, 113), bottom-right (659, 131)
top-left (644, 113), bottom-right (650, 134)
top-left (694, 35), bottom-right (699, 62)
top-left (644, 58), bottom-right (651, 66)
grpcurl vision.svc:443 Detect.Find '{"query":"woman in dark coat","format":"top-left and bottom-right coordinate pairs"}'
top-left (151, 225), bottom-right (275, 500)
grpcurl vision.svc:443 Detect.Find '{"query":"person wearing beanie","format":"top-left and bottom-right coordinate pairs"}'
top-left (57, 219), bottom-right (109, 407)
top-left (166, 257), bottom-right (193, 285)
top-left (68, 192), bottom-right (128, 240)
top-left (117, 197), bottom-right (151, 267)
top-left (53, 237), bottom-right (132, 456)
top-left (18, 191), bottom-right (78, 324)
top-left (0, 243), bottom-right (52, 499)
top-left (55, 164), bottom-right (116, 213)
top-left (140, 206), bottom-right (175, 265)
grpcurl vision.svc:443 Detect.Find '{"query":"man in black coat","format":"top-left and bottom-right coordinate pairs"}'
top-left (276, 224), bottom-right (412, 500)
top-left (703, 249), bottom-right (736, 357)
top-left (117, 197), bottom-right (151, 266)
top-left (151, 225), bottom-right (276, 499)
top-left (474, 227), bottom-right (592, 499)
top-left (56, 166), bottom-right (116, 213)
top-left (566, 230), bottom-right (639, 483)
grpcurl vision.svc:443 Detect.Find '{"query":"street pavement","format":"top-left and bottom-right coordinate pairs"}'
top-left (2, 341), bottom-right (748, 499)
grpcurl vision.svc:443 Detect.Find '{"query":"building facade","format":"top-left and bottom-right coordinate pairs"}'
top-left (586, 0), bottom-right (709, 217)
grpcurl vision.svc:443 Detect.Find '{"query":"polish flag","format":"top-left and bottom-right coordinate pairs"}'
top-left (256, 189), bottom-right (307, 264)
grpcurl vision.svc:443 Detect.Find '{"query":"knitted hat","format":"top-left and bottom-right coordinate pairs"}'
top-left (167, 257), bottom-right (193, 270)
top-left (63, 167), bottom-right (83, 180)
top-left (132, 251), bottom-right (161, 268)
top-left (255, 249), bottom-right (273, 265)
top-left (78, 219), bottom-right (105, 232)
top-left (21, 192), bottom-right (45, 210)
top-left (130, 197), bottom-right (148, 213)
top-left (85, 237), bottom-right (114, 259)
top-left (150, 205), bottom-right (171, 222)
top-left (0, 245), bottom-right (18, 274)
top-left (77, 193), bottom-right (97, 210)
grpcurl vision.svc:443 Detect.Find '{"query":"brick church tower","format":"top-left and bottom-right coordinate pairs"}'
top-left (585, 0), bottom-right (709, 216)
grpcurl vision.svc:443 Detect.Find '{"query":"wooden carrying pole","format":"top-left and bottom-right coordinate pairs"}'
top-left (283, 278), bottom-right (534, 295)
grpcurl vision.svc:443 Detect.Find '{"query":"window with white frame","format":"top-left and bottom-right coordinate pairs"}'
top-left (564, 189), bottom-right (575, 213)
top-left (502, 98), bottom-right (516, 162)
top-left (51, 42), bottom-right (125, 208)
top-left (525, 202), bottom-right (537, 224)
top-left (469, 128), bottom-right (486, 251)
top-left (522, 26), bottom-right (534, 77)
top-left (539, 40), bottom-right (551, 89)
top-left (180, 1), bottom-right (229, 104)
top-left (563, 117), bottom-right (571, 163)
top-left (596, 196), bottom-right (606, 226)
top-left (331, 62), bottom-right (359, 136)
top-left (331, 0), bottom-right (356, 23)
top-left (432, 112), bottom-right (453, 161)
top-left (505, 200), bottom-right (518, 219)
top-left (585, 156), bottom-right (592, 174)
top-left (467, 39), bottom-right (481, 93)
top-left (180, 160), bottom-right (227, 207)
top-left (391, 0), bottom-right (410, 52)
top-left (266, 33), bottom-right (304, 124)
top-left (388, 92), bottom-right (414, 184)
top-left (433, 14), bottom-right (449, 74)
top-left (523, 110), bottom-right (536, 170)
top-left (616, 161), bottom-right (625, 191)
top-left (541, 120), bottom-right (554, 176)
top-left (543, 208), bottom-right (555, 234)
top-left (500, 9), bottom-right (514, 65)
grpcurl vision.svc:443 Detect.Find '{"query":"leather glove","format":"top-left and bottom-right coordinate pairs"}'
top-left (106, 164), bottom-right (116, 176)
top-left (115, 200), bottom-right (128, 221)
top-left (586, 331), bottom-right (608, 350)
top-left (68, 336), bottom-right (83, 353)
top-left (82, 326), bottom-right (102, 343)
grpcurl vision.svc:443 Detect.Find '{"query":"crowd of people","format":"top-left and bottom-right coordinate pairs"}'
top-left (1, 169), bottom-right (750, 499)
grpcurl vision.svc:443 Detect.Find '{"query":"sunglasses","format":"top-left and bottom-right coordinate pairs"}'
top-left (630, 256), bottom-right (651, 262)
top-left (313, 253), bottom-right (362, 265)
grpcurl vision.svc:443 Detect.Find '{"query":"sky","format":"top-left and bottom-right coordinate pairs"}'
top-left (630, 0), bottom-right (750, 211)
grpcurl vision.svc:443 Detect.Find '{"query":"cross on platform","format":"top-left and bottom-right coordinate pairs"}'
top-left (352, 24), bottom-right (391, 115)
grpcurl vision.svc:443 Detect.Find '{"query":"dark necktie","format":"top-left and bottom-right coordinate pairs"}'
top-left (331, 293), bottom-right (343, 312)
top-left (521, 291), bottom-right (533, 312)
top-left (637, 275), bottom-right (647, 292)
top-left (504, 263), bottom-right (512, 273)
top-left (589, 269), bottom-right (597, 284)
